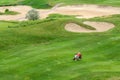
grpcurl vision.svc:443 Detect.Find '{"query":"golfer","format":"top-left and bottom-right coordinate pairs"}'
top-left (77, 52), bottom-right (82, 59)
top-left (73, 52), bottom-right (82, 61)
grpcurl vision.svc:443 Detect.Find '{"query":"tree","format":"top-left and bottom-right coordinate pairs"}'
top-left (26, 9), bottom-right (39, 20)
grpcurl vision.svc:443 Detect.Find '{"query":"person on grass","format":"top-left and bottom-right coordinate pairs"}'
top-left (73, 52), bottom-right (82, 61)
top-left (77, 52), bottom-right (82, 59)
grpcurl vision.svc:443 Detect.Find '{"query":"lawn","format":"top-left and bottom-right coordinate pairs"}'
top-left (0, 0), bottom-right (120, 80)
top-left (0, 14), bottom-right (120, 80)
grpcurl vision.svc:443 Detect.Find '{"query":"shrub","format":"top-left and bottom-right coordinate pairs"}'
top-left (26, 9), bottom-right (39, 20)
top-left (5, 9), bottom-right (9, 13)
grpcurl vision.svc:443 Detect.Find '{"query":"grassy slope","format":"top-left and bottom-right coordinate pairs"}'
top-left (0, 0), bottom-right (120, 80)
top-left (0, 15), bottom-right (120, 80)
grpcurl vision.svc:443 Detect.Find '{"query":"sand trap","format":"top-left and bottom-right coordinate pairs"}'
top-left (0, 6), bottom-right (32, 21)
top-left (0, 4), bottom-right (120, 21)
top-left (65, 21), bottom-right (115, 33)
top-left (39, 4), bottom-right (120, 19)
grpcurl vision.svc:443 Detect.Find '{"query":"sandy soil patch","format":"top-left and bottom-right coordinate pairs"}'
top-left (65, 21), bottom-right (115, 33)
top-left (0, 4), bottom-right (120, 21)
top-left (0, 5), bottom-right (32, 21)
top-left (39, 4), bottom-right (120, 19)
top-left (65, 23), bottom-right (92, 33)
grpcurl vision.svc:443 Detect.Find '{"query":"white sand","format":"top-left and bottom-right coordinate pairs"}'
top-left (0, 6), bottom-right (32, 21)
top-left (65, 21), bottom-right (115, 33)
top-left (0, 4), bottom-right (120, 21)
top-left (39, 4), bottom-right (120, 19)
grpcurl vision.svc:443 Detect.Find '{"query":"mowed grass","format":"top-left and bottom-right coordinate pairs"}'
top-left (0, 14), bottom-right (120, 80)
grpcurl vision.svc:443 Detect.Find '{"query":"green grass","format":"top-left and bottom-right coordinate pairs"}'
top-left (0, 21), bottom-right (17, 30)
top-left (20, 0), bottom-right (120, 8)
top-left (0, 0), bottom-right (120, 9)
top-left (0, 11), bottom-right (19, 15)
top-left (21, 0), bottom-right (52, 9)
top-left (2, 0), bottom-right (120, 9)
top-left (0, 0), bottom-right (22, 6)
top-left (0, 14), bottom-right (120, 80)
top-left (0, 0), bottom-right (120, 80)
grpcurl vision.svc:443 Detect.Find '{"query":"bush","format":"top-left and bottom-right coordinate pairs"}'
top-left (26, 9), bottom-right (39, 20)
top-left (47, 14), bottom-right (75, 19)
top-left (5, 9), bottom-right (9, 13)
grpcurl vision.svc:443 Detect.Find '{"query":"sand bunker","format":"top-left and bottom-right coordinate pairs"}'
top-left (0, 4), bottom-right (120, 21)
top-left (39, 4), bottom-right (120, 19)
top-left (65, 21), bottom-right (115, 33)
top-left (0, 6), bottom-right (32, 21)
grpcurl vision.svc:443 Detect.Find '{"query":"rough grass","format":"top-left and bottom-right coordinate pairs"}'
top-left (20, 0), bottom-right (120, 8)
top-left (0, 14), bottom-right (120, 80)
top-left (21, 0), bottom-right (52, 9)
top-left (1, 0), bottom-right (120, 8)
top-left (0, 0), bottom-right (22, 6)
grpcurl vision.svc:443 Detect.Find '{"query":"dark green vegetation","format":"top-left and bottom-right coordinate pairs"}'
top-left (0, 0), bottom-right (22, 6)
top-left (21, 0), bottom-right (52, 9)
top-left (26, 9), bottom-right (39, 20)
top-left (1, 0), bottom-right (120, 8)
top-left (0, 14), bottom-right (120, 80)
